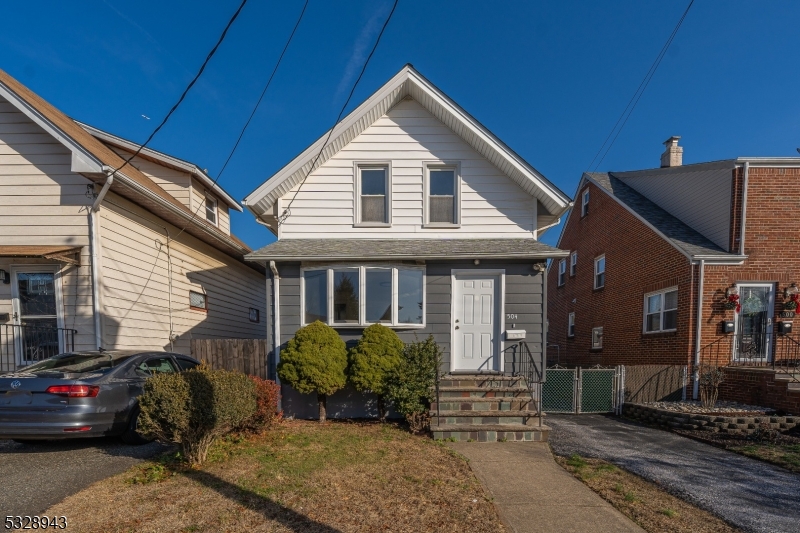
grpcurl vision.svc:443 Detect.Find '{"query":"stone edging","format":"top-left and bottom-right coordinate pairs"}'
top-left (623, 403), bottom-right (798, 435)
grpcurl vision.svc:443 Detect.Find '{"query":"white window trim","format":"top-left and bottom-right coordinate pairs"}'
top-left (353, 161), bottom-right (392, 227)
top-left (568, 312), bottom-right (575, 338)
top-left (643, 286), bottom-right (678, 334)
top-left (300, 264), bottom-right (426, 329)
top-left (570, 251), bottom-right (577, 276)
top-left (423, 161), bottom-right (461, 228)
top-left (205, 195), bottom-right (218, 227)
top-left (594, 254), bottom-right (605, 289)
top-left (591, 326), bottom-right (603, 349)
top-left (581, 188), bottom-right (590, 217)
top-left (557, 259), bottom-right (566, 286)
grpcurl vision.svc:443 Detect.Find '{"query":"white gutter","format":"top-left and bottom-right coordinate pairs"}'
top-left (269, 261), bottom-right (282, 410)
top-left (88, 171), bottom-right (114, 349)
top-left (739, 162), bottom-right (749, 255)
top-left (693, 259), bottom-right (705, 399)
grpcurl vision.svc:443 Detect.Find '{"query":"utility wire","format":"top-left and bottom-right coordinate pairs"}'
top-left (587, 0), bottom-right (694, 172)
top-left (107, 0), bottom-right (249, 179)
top-left (173, 0), bottom-right (309, 240)
top-left (278, 0), bottom-right (400, 226)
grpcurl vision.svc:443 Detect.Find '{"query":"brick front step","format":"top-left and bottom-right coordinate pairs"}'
top-left (432, 397), bottom-right (536, 412)
top-left (438, 387), bottom-right (530, 398)
top-left (432, 410), bottom-right (541, 426)
top-left (431, 424), bottom-right (549, 442)
top-left (438, 374), bottom-right (526, 389)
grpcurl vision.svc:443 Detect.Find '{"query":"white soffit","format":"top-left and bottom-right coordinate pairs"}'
top-left (243, 65), bottom-right (570, 218)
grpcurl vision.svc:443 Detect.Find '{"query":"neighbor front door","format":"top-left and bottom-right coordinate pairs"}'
top-left (11, 267), bottom-right (63, 365)
top-left (734, 283), bottom-right (775, 362)
top-left (452, 273), bottom-right (500, 372)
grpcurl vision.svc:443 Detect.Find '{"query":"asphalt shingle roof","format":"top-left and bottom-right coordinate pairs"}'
top-left (247, 239), bottom-right (568, 262)
top-left (586, 172), bottom-right (737, 258)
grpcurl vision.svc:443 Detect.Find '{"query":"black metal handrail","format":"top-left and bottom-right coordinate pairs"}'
top-left (0, 324), bottom-right (76, 373)
top-left (508, 341), bottom-right (545, 427)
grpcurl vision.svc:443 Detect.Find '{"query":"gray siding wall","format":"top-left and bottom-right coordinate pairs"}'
top-left (271, 259), bottom-right (544, 418)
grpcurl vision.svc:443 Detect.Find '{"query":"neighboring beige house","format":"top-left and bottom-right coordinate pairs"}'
top-left (0, 68), bottom-right (265, 372)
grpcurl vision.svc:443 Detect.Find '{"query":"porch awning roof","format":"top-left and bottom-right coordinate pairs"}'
top-left (0, 245), bottom-right (82, 265)
top-left (246, 239), bottom-right (568, 262)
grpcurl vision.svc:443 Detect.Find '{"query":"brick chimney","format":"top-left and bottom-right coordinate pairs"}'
top-left (660, 136), bottom-right (683, 167)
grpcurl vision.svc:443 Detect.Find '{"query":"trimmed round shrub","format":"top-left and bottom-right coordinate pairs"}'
top-left (348, 323), bottom-right (403, 420)
top-left (239, 376), bottom-right (282, 434)
top-left (385, 335), bottom-right (442, 434)
top-left (278, 321), bottom-right (347, 422)
top-left (137, 365), bottom-right (256, 465)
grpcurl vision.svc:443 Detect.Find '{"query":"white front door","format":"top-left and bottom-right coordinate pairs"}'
top-left (11, 266), bottom-right (64, 365)
top-left (452, 273), bottom-right (500, 372)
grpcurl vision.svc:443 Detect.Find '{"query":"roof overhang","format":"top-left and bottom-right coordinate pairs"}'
top-left (242, 64), bottom-right (571, 222)
top-left (735, 157), bottom-right (800, 167)
top-left (0, 245), bottom-right (83, 265)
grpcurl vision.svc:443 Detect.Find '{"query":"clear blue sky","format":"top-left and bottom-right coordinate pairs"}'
top-left (2, 1), bottom-right (798, 249)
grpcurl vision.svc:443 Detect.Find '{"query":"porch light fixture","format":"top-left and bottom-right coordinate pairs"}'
top-left (0, 269), bottom-right (8, 284)
top-left (784, 283), bottom-right (798, 299)
top-left (726, 286), bottom-right (739, 298)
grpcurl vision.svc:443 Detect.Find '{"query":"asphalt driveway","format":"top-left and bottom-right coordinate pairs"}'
top-left (547, 414), bottom-right (800, 533)
top-left (0, 438), bottom-right (167, 516)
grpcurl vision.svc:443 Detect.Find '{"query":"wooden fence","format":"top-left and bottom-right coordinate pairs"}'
top-left (190, 339), bottom-right (270, 379)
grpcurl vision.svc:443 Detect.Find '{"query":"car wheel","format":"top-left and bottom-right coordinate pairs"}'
top-left (121, 407), bottom-right (153, 445)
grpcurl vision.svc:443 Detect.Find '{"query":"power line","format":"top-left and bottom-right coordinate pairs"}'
top-left (108, 0), bottom-right (249, 179)
top-left (278, 0), bottom-right (400, 226)
top-left (174, 0), bottom-right (309, 240)
top-left (587, 0), bottom-right (694, 172)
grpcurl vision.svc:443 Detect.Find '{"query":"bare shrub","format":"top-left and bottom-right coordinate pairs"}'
top-left (698, 365), bottom-right (724, 409)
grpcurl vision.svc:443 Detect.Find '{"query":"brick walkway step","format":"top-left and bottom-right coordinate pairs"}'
top-left (434, 410), bottom-right (541, 426)
top-left (432, 397), bottom-right (536, 412)
top-left (439, 375), bottom-right (526, 388)
top-left (431, 424), bottom-right (549, 442)
top-left (438, 386), bottom-right (530, 398)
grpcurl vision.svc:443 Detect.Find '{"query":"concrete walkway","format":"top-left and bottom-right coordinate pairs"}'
top-left (448, 441), bottom-right (643, 533)
top-left (548, 415), bottom-right (800, 533)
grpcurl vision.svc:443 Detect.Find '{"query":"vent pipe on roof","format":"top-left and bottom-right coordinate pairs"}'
top-left (661, 136), bottom-right (683, 168)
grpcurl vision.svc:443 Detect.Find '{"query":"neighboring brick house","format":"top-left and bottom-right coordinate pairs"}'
top-left (548, 137), bottom-right (800, 408)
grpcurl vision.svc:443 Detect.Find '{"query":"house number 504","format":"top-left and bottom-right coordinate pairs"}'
top-left (506, 314), bottom-right (518, 320)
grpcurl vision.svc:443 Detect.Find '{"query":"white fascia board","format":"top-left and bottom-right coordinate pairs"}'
top-left (77, 121), bottom-right (242, 211)
top-left (735, 157), bottom-right (800, 167)
top-left (0, 81), bottom-right (104, 175)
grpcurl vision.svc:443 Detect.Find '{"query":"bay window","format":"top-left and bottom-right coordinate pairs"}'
top-left (302, 265), bottom-right (425, 327)
top-left (644, 288), bottom-right (678, 333)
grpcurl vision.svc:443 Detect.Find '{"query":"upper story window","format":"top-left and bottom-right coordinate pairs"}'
top-left (302, 265), bottom-right (425, 328)
top-left (644, 288), bottom-right (678, 333)
top-left (205, 195), bottom-right (218, 226)
top-left (594, 255), bottom-right (605, 289)
top-left (570, 251), bottom-right (577, 276)
top-left (581, 188), bottom-right (590, 217)
top-left (557, 259), bottom-right (566, 286)
top-left (568, 312), bottom-right (575, 338)
top-left (425, 163), bottom-right (460, 226)
top-left (357, 165), bottom-right (390, 224)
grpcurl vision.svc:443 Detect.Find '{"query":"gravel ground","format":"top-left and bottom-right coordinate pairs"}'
top-left (0, 438), bottom-right (168, 516)
top-left (547, 415), bottom-right (800, 533)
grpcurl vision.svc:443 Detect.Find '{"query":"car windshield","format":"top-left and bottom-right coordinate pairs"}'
top-left (23, 352), bottom-right (133, 374)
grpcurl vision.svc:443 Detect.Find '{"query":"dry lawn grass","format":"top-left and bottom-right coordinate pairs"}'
top-left (556, 454), bottom-right (742, 533)
top-left (46, 420), bottom-right (504, 533)
top-left (727, 442), bottom-right (800, 473)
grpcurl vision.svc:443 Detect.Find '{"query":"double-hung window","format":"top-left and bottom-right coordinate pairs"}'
top-left (570, 251), bottom-right (577, 276)
top-left (425, 163), bottom-right (459, 225)
top-left (557, 259), bottom-right (566, 286)
top-left (594, 255), bottom-right (605, 289)
top-left (357, 165), bottom-right (389, 224)
top-left (581, 188), bottom-right (590, 217)
top-left (644, 288), bottom-right (678, 333)
top-left (205, 196), bottom-right (218, 225)
top-left (302, 265), bottom-right (425, 327)
top-left (568, 312), bottom-right (575, 338)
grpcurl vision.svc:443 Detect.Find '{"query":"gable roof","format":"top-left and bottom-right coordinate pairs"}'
top-left (77, 121), bottom-right (242, 211)
top-left (0, 67), bottom-right (252, 259)
top-left (242, 64), bottom-right (571, 224)
top-left (583, 172), bottom-right (743, 262)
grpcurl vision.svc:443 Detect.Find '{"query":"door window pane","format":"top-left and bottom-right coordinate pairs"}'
top-left (398, 269), bottom-right (423, 324)
top-left (429, 169), bottom-right (455, 223)
top-left (365, 269), bottom-right (392, 323)
top-left (18, 273), bottom-right (56, 316)
top-left (360, 168), bottom-right (387, 223)
top-left (304, 270), bottom-right (328, 323)
top-left (333, 269), bottom-right (360, 323)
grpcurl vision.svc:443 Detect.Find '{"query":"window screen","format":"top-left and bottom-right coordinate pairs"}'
top-left (429, 169), bottom-right (455, 223)
top-left (189, 291), bottom-right (207, 310)
top-left (360, 167), bottom-right (387, 223)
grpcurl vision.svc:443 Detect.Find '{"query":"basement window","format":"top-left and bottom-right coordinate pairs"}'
top-left (189, 290), bottom-right (207, 312)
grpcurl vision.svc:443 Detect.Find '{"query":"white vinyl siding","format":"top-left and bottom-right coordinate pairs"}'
top-left (98, 192), bottom-right (265, 354)
top-left (279, 98), bottom-right (538, 239)
top-left (109, 146), bottom-right (192, 208)
top-left (191, 177), bottom-right (230, 235)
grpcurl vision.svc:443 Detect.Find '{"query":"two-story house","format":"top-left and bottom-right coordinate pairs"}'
top-left (243, 65), bottom-right (571, 440)
top-left (549, 136), bottom-right (800, 412)
top-left (0, 68), bottom-right (265, 372)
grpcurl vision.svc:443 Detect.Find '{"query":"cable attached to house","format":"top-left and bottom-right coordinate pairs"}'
top-left (586, 0), bottom-right (694, 172)
top-left (278, 0), bottom-right (400, 226)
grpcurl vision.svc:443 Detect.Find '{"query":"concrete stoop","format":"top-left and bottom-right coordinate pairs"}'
top-left (431, 374), bottom-right (549, 442)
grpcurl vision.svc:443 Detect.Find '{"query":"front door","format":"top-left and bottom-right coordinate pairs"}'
top-left (11, 267), bottom-right (63, 365)
top-left (734, 283), bottom-right (775, 362)
top-left (452, 273), bottom-right (500, 372)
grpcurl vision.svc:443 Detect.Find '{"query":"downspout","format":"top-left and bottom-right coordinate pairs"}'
top-left (156, 230), bottom-right (176, 352)
top-left (739, 162), bottom-right (750, 255)
top-left (269, 261), bottom-right (282, 410)
top-left (693, 259), bottom-right (705, 399)
top-left (89, 172), bottom-right (114, 349)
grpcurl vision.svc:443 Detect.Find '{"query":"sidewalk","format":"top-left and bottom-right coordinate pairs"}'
top-left (448, 441), bottom-right (643, 533)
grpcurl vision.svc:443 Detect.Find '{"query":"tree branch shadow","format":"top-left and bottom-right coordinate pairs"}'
top-left (183, 469), bottom-right (342, 533)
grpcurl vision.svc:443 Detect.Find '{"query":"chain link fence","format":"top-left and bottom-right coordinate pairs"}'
top-left (542, 366), bottom-right (624, 414)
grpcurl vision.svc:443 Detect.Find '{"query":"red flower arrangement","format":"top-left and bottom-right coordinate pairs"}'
top-left (785, 292), bottom-right (799, 311)
top-left (723, 293), bottom-right (741, 313)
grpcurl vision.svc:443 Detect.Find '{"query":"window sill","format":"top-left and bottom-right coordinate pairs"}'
top-left (353, 222), bottom-right (391, 228)
top-left (423, 223), bottom-right (460, 229)
top-left (190, 306), bottom-right (208, 313)
top-left (305, 323), bottom-right (426, 330)
top-left (593, 286), bottom-right (605, 291)
top-left (590, 348), bottom-right (603, 352)
top-left (642, 330), bottom-right (677, 337)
